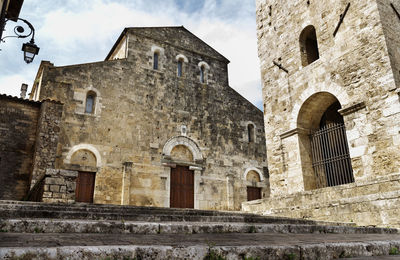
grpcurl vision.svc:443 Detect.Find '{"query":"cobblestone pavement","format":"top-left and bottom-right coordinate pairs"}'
top-left (1, 232), bottom-right (400, 248)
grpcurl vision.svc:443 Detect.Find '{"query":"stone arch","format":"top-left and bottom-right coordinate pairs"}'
top-left (65, 144), bottom-right (102, 168)
top-left (296, 92), bottom-right (353, 190)
top-left (290, 85), bottom-right (350, 129)
top-left (243, 167), bottom-right (264, 181)
top-left (151, 45), bottom-right (164, 70)
top-left (71, 150), bottom-right (97, 168)
top-left (175, 54), bottom-right (188, 63)
top-left (171, 145), bottom-right (193, 162)
top-left (176, 54), bottom-right (188, 77)
top-left (198, 61), bottom-right (210, 84)
top-left (297, 92), bottom-right (341, 130)
top-left (163, 136), bottom-right (203, 162)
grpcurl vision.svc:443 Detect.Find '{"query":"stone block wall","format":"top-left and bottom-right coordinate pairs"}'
top-left (42, 169), bottom-right (78, 203)
top-left (243, 173), bottom-right (400, 228)
top-left (0, 95), bottom-right (40, 200)
top-left (0, 95), bottom-right (63, 201)
top-left (256, 0), bottom-right (400, 195)
top-left (377, 0), bottom-right (400, 92)
top-left (30, 27), bottom-right (268, 210)
top-left (30, 100), bottom-right (64, 187)
top-left (253, 0), bottom-right (400, 227)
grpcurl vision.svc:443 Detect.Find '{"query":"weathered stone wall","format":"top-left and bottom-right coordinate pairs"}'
top-left (0, 95), bottom-right (40, 200)
top-left (256, 0), bottom-right (400, 195)
top-left (42, 169), bottom-right (78, 203)
top-left (251, 0), bottom-right (400, 227)
top-left (377, 0), bottom-right (400, 91)
top-left (31, 27), bottom-right (268, 210)
top-left (30, 100), bottom-right (64, 187)
top-left (243, 173), bottom-right (400, 228)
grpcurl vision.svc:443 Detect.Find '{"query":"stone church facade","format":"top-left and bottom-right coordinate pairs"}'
top-left (243, 0), bottom-right (400, 227)
top-left (23, 26), bottom-right (268, 210)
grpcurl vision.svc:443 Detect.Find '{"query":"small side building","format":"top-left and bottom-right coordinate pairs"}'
top-left (0, 94), bottom-right (63, 201)
top-left (28, 26), bottom-right (268, 210)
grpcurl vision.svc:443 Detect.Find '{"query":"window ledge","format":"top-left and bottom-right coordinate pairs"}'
top-left (75, 111), bottom-right (100, 118)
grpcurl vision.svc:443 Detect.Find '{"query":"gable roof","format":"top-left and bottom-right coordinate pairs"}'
top-left (105, 26), bottom-right (230, 63)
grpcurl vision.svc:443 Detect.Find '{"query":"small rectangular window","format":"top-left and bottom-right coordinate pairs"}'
top-left (200, 67), bottom-right (205, 83)
top-left (85, 95), bottom-right (94, 113)
top-left (153, 53), bottom-right (159, 70)
top-left (177, 61), bottom-right (183, 77)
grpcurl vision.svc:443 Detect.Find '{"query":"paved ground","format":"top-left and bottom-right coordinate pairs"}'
top-left (351, 257), bottom-right (400, 259)
top-left (1, 232), bottom-right (400, 248)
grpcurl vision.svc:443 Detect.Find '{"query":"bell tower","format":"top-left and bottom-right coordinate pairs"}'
top-left (256, 0), bottom-right (400, 196)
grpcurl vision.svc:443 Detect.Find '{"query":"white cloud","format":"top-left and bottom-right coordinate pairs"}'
top-left (0, 0), bottom-right (263, 109)
top-left (0, 73), bottom-right (35, 97)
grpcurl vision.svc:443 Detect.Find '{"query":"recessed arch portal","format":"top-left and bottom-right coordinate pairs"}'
top-left (297, 92), bottom-right (353, 190)
top-left (65, 144), bottom-right (102, 168)
top-left (163, 136), bottom-right (203, 162)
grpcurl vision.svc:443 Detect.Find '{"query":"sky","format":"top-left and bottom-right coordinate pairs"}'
top-left (0, 0), bottom-right (263, 109)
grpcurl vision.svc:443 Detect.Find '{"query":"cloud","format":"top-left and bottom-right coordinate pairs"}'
top-left (0, 0), bottom-right (263, 110)
top-left (0, 73), bottom-right (35, 97)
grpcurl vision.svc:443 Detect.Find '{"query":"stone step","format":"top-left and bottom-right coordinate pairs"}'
top-left (0, 200), bottom-right (349, 225)
top-left (1, 218), bottom-right (397, 235)
top-left (1, 233), bottom-right (400, 260)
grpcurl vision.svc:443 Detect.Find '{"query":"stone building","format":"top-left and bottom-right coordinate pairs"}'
top-left (243, 0), bottom-right (400, 227)
top-left (25, 26), bottom-right (268, 210)
top-left (0, 94), bottom-right (63, 201)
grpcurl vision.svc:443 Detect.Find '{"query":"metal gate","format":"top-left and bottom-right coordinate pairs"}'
top-left (310, 123), bottom-right (354, 188)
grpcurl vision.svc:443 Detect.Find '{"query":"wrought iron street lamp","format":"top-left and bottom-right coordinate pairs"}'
top-left (1, 17), bottom-right (39, 63)
top-left (21, 38), bottom-right (39, 63)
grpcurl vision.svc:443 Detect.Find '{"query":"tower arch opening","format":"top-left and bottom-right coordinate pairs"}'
top-left (297, 92), bottom-right (353, 190)
top-left (300, 25), bottom-right (320, 66)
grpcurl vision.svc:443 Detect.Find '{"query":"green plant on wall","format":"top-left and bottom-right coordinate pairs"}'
top-left (389, 247), bottom-right (400, 255)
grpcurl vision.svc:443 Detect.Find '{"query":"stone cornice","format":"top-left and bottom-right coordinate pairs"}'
top-left (280, 127), bottom-right (310, 139)
top-left (339, 101), bottom-right (366, 116)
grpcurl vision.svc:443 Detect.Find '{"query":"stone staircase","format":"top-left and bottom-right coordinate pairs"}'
top-left (0, 200), bottom-right (399, 259)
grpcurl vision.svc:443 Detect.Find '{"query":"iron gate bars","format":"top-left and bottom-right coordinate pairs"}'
top-left (310, 123), bottom-right (354, 188)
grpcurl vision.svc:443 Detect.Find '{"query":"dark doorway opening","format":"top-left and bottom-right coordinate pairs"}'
top-left (310, 101), bottom-right (354, 188)
top-left (247, 186), bottom-right (262, 201)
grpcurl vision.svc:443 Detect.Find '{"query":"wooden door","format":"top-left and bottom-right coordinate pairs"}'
top-left (170, 166), bottom-right (194, 208)
top-left (247, 186), bottom-right (261, 201)
top-left (75, 171), bottom-right (96, 203)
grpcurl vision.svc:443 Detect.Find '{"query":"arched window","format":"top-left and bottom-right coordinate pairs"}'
top-left (198, 61), bottom-right (210, 84)
top-left (200, 65), bottom-right (205, 83)
top-left (177, 59), bottom-right (183, 77)
top-left (248, 124), bottom-right (255, 143)
top-left (85, 92), bottom-right (96, 114)
top-left (153, 52), bottom-right (159, 70)
top-left (299, 25), bottom-right (320, 66)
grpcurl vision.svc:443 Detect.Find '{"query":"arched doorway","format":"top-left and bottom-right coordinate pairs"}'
top-left (169, 145), bottom-right (195, 208)
top-left (297, 92), bottom-right (354, 189)
top-left (163, 136), bottom-right (203, 209)
top-left (245, 169), bottom-right (263, 201)
top-left (70, 149), bottom-right (97, 203)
